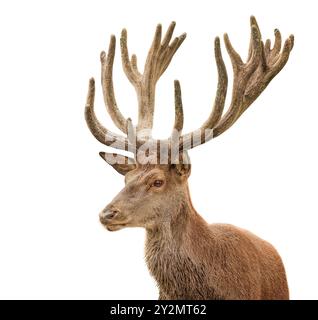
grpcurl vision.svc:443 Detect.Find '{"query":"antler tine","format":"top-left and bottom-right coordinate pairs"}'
top-left (159, 33), bottom-right (187, 77)
top-left (120, 29), bottom-right (141, 86)
top-left (161, 21), bottom-right (176, 50)
top-left (131, 54), bottom-right (141, 77)
top-left (85, 78), bottom-right (129, 150)
top-left (248, 16), bottom-right (261, 61)
top-left (223, 33), bottom-right (244, 69)
top-left (100, 35), bottom-right (128, 134)
top-left (126, 117), bottom-right (138, 154)
top-left (173, 80), bottom-right (184, 133)
top-left (202, 37), bottom-right (228, 129)
top-left (272, 28), bottom-right (282, 56)
top-left (264, 38), bottom-right (271, 55)
top-left (143, 23), bottom-right (162, 78)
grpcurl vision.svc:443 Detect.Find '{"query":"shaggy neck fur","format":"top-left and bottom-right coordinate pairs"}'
top-left (145, 184), bottom-right (220, 299)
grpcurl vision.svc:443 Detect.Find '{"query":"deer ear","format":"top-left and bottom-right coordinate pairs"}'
top-left (173, 163), bottom-right (191, 178)
top-left (172, 151), bottom-right (191, 178)
top-left (99, 152), bottom-right (137, 176)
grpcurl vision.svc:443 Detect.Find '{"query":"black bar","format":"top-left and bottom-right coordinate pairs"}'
top-left (0, 300), bottom-right (315, 319)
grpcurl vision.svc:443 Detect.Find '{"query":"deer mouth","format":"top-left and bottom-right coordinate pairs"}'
top-left (105, 223), bottom-right (127, 231)
top-left (99, 209), bottom-right (130, 231)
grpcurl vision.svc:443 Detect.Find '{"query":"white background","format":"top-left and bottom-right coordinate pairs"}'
top-left (0, 0), bottom-right (317, 300)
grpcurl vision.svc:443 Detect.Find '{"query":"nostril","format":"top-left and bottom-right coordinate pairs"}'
top-left (106, 212), bottom-right (115, 219)
top-left (104, 209), bottom-right (119, 220)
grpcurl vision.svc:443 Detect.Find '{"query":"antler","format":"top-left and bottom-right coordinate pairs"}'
top-left (85, 22), bottom-right (186, 151)
top-left (179, 16), bottom-right (294, 151)
top-left (100, 36), bottom-right (128, 134)
top-left (85, 18), bottom-right (294, 163)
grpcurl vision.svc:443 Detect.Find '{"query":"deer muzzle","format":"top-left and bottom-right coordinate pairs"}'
top-left (99, 208), bottom-right (120, 225)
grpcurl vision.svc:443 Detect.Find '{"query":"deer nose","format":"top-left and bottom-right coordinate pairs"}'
top-left (99, 208), bottom-right (119, 224)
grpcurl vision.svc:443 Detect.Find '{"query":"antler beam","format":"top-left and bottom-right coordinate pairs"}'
top-left (85, 78), bottom-right (129, 150)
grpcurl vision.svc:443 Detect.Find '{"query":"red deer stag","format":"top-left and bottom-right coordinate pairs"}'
top-left (85, 17), bottom-right (294, 300)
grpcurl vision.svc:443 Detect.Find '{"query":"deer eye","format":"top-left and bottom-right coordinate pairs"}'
top-left (152, 180), bottom-right (164, 188)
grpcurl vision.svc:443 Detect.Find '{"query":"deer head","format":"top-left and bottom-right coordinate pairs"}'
top-left (85, 17), bottom-right (293, 232)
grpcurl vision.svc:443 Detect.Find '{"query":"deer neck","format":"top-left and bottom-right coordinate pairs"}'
top-left (145, 185), bottom-right (212, 298)
top-left (145, 184), bottom-right (199, 242)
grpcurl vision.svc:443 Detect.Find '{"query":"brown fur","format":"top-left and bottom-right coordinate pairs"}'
top-left (99, 165), bottom-right (289, 300)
